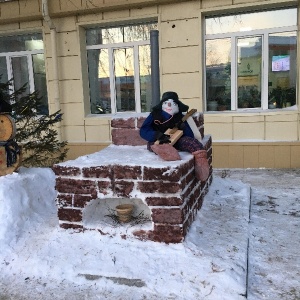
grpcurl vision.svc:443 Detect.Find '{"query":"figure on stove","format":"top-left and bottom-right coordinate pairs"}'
top-left (140, 91), bottom-right (210, 181)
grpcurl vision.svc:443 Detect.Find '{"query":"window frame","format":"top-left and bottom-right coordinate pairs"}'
top-left (204, 9), bottom-right (298, 112)
top-left (0, 33), bottom-right (47, 115)
top-left (86, 40), bottom-right (149, 114)
top-left (0, 49), bottom-right (44, 94)
top-left (85, 21), bottom-right (157, 115)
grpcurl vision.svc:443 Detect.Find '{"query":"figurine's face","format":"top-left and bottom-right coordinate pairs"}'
top-left (162, 99), bottom-right (179, 116)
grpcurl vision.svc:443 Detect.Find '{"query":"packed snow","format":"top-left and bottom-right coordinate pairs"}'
top-left (0, 167), bottom-right (299, 299)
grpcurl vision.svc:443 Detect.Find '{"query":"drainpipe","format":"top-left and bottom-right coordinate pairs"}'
top-left (42, 0), bottom-right (62, 141)
top-left (150, 30), bottom-right (160, 108)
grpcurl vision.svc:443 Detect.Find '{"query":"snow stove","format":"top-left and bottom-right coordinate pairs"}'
top-left (53, 113), bottom-right (212, 243)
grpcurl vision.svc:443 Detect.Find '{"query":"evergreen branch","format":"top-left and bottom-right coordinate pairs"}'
top-left (1, 80), bottom-right (69, 167)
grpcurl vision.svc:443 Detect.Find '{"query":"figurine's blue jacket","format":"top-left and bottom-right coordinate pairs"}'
top-left (140, 110), bottom-right (194, 143)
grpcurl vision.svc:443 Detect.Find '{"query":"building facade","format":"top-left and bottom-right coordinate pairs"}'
top-left (0, 0), bottom-right (299, 168)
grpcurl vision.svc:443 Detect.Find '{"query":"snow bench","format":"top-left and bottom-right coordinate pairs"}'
top-left (53, 113), bottom-right (212, 243)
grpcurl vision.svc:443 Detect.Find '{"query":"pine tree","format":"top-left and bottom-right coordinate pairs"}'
top-left (0, 80), bottom-right (68, 167)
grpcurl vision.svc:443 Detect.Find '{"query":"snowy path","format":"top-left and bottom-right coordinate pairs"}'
top-left (218, 169), bottom-right (300, 300)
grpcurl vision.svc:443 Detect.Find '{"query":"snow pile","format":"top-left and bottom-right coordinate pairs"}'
top-left (0, 167), bottom-right (250, 299)
top-left (0, 167), bottom-right (299, 299)
top-left (0, 167), bottom-right (57, 249)
top-left (59, 144), bottom-right (193, 167)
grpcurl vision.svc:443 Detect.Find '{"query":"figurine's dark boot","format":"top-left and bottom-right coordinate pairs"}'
top-left (192, 150), bottom-right (210, 181)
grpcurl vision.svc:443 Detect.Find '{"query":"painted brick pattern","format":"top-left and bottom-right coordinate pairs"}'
top-left (111, 113), bottom-right (205, 145)
top-left (111, 128), bottom-right (146, 146)
top-left (53, 116), bottom-right (212, 243)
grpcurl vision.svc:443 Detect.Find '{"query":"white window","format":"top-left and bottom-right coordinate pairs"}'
top-left (205, 7), bottom-right (297, 111)
top-left (0, 33), bottom-right (48, 114)
top-left (86, 22), bottom-right (157, 114)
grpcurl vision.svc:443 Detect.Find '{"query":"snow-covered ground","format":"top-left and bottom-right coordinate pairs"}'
top-left (218, 169), bottom-right (300, 300)
top-left (0, 167), bottom-right (299, 299)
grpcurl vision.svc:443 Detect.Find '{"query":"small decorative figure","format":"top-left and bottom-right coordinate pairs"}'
top-left (140, 91), bottom-right (210, 181)
top-left (0, 92), bottom-right (21, 176)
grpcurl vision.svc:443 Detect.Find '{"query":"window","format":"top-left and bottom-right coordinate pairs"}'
top-left (86, 22), bottom-right (157, 114)
top-left (0, 33), bottom-right (48, 114)
top-left (205, 7), bottom-right (297, 111)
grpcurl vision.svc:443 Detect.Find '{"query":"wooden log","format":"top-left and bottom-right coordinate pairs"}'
top-left (0, 114), bottom-right (16, 141)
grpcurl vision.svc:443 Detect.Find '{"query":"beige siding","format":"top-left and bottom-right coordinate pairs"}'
top-left (205, 115), bottom-right (233, 140)
top-left (212, 144), bottom-right (229, 168)
top-left (20, 20), bottom-right (43, 29)
top-left (274, 146), bottom-right (291, 168)
top-left (162, 46), bottom-right (200, 74)
top-left (160, 18), bottom-right (200, 48)
top-left (85, 124), bottom-right (111, 142)
top-left (206, 123), bottom-right (233, 140)
top-left (0, 1), bottom-right (20, 19)
top-left (56, 31), bottom-right (80, 56)
top-left (163, 73), bottom-right (200, 99)
top-left (291, 145), bottom-right (300, 167)
top-left (103, 9), bottom-right (130, 20)
top-left (259, 145), bottom-right (275, 168)
top-left (59, 56), bottom-right (82, 80)
top-left (66, 143), bottom-right (107, 160)
top-left (19, 0), bottom-right (40, 17)
top-left (202, 0), bottom-right (232, 9)
top-left (212, 142), bottom-right (300, 168)
top-left (228, 145), bottom-right (244, 168)
top-left (59, 80), bottom-right (84, 104)
top-left (265, 121), bottom-right (298, 141)
top-left (77, 13), bottom-right (104, 23)
top-left (63, 125), bottom-right (86, 141)
top-left (205, 112), bottom-right (300, 141)
top-left (60, 103), bottom-right (85, 126)
top-left (60, 0), bottom-right (82, 12)
top-left (130, 6), bottom-right (158, 17)
top-left (0, 0), bottom-right (299, 168)
top-left (0, 23), bottom-right (19, 32)
top-left (243, 146), bottom-right (259, 168)
top-left (233, 122), bottom-right (265, 140)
